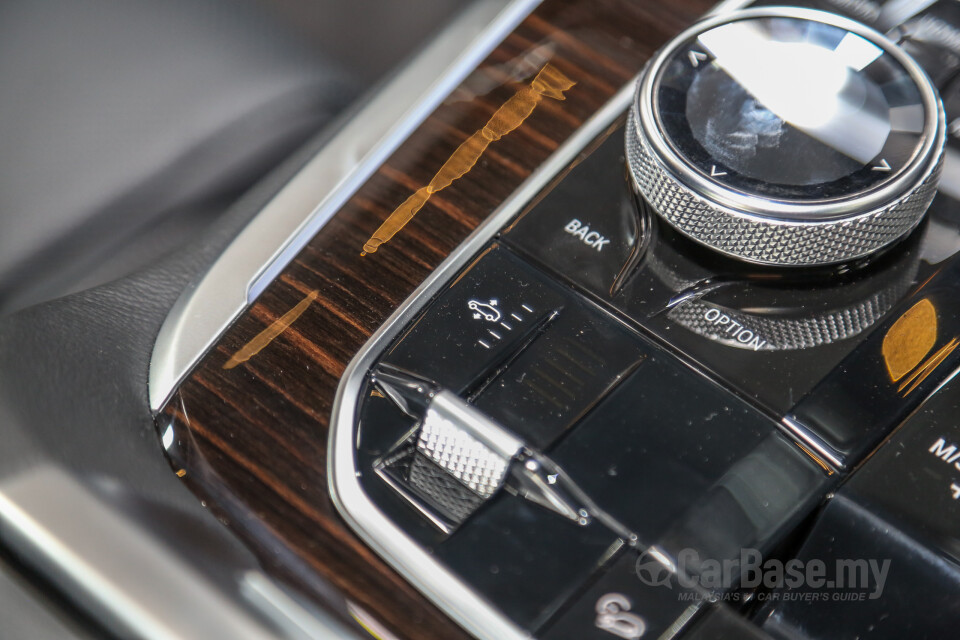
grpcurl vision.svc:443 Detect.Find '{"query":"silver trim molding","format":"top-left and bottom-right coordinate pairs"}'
top-left (149, 0), bottom-right (543, 412)
top-left (0, 467), bottom-right (297, 640)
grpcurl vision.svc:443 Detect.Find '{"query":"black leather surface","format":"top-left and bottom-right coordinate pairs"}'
top-left (0, 118), bottom-right (351, 629)
top-left (0, 0), bottom-right (356, 312)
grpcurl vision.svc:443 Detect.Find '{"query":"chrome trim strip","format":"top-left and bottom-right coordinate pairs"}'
top-left (779, 416), bottom-right (845, 470)
top-left (149, 0), bottom-right (543, 412)
top-left (329, 83), bottom-right (638, 640)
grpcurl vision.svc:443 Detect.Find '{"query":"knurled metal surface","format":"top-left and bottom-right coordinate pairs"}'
top-left (417, 408), bottom-right (509, 499)
top-left (407, 453), bottom-right (485, 525)
top-left (644, 242), bottom-right (918, 351)
top-left (626, 111), bottom-right (944, 266)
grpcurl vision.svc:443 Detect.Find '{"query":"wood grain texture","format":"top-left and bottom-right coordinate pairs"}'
top-left (159, 1), bottom-right (715, 637)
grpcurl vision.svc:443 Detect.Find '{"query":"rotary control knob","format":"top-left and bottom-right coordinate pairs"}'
top-left (626, 7), bottom-right (946, 267)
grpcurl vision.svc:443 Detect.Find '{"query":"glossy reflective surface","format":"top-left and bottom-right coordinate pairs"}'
top-left (507, 123), bottom-right (960, 467)
top-left (760, 376), bottom-right (960, 639)
top-left (157, 1), bottom-right (960, 638)
top-left (657, 13), bottom-right (928, 203)
top-left (354, 244), bottom-right (831, 634)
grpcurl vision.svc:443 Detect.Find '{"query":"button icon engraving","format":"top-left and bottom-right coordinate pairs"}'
top-left (595, 593), bottom-right (646, 639)
top-left (687, 50), bottom-right (708, 67)
top-left (468, 299), bottom-right (501, 322)
top-left (469, 299), bottom-right (534, 349)
top-left (564, 218), bottom-right (611, 252)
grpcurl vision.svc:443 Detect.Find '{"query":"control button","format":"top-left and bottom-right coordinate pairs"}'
top-left (504, 131), bottom-right (644, 298)
top-left (372, 382), bottom-right (521, 532)
top-left (548, 352), bottom-right (831, 553)
top-left (760, 377), bottom-right (960, 638)
top-left (627, 7), bottom-right (945, 266)
top-left (653, 239), bottom-right (920, 354)
top-left (473, 297), bottom-right (646, 449)
top-left (508, 119), bottom-right (937, 418)
top-left (539, 548), bottom-right (703, 640)
top-left (382, 245), bottom-right (566, 393)
top-left (436, 492), bottom-right (620, 631)
top-left (369, 370), bottom-right (638, 537)
top-left (654, 432), bottom-right (834, 573)
top-left (594, 593), bottom-right (647, 639)
top-left (841, 379), bottom-right (960, 562)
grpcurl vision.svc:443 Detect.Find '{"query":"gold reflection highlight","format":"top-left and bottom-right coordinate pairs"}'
top-left (223, 290), bottom-right (319, 370)
top-left (882, 298), bottom-right (937, 382)
top-left (881, 298), bottom-right (960, 397)
top-left (795, 442), bottom-right (835, 475)
top-left (361, 64), bottom-right (576, 255)
top-left (899, 338), bottom-right (960, 396)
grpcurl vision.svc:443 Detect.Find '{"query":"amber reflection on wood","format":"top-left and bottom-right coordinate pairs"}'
top-left (362, 64), bottom-right (575, 255)
top-left (160, 1), bottom-right (716, 638)
top-left (223, 289), bottom-right (319, 369)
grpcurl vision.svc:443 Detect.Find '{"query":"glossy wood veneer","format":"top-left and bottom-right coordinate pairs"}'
top-left (159, 1), bottom-right (717, 637)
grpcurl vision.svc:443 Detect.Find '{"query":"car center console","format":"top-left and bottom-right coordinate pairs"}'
top-left (149, 0), bottom-right (960, 638)
top-left (331, 3), bottom-right (960, 639)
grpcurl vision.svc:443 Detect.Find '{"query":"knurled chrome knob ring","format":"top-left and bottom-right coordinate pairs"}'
top-left (625, 7), bottom-right (947, 267)
top-left (626, 109), bottom-right (944, 266)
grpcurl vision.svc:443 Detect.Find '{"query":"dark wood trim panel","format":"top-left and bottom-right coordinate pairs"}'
top-left (159, 1), bottom-right (716, 637)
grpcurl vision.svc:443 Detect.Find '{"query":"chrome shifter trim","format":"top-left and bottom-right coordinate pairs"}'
top-left (149, 0), bottom-right (543, 412)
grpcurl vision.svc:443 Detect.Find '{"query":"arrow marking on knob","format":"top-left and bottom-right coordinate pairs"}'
top-left (872, 158), bottom-right (891, 172)
top-left (710, 165), bottom-right (727, 177)
top-left (688, 50), bottom-right (708, 67)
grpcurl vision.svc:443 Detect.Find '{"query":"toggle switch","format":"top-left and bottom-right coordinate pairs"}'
top-left (372, 364), bottom-right (635, 538)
